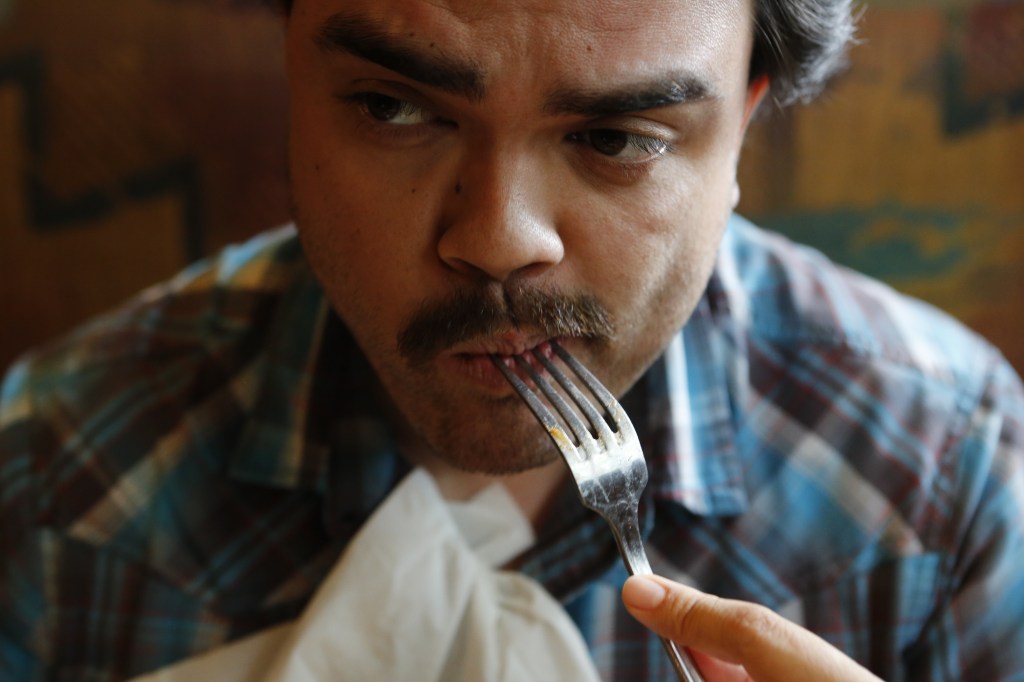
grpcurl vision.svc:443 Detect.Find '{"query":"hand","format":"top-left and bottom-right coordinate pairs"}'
top-left (621, 575), bottom-right (882, 682)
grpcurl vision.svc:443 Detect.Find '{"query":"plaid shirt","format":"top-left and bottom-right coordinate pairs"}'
top-left (2, 216), bottom-right (1023, 681)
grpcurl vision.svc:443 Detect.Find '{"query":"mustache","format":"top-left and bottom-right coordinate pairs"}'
top-left (398, 285), bottom-right (615, 366)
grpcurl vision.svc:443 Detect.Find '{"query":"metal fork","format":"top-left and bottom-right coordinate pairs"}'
top-left (490, 341), bottom-right (704, 682)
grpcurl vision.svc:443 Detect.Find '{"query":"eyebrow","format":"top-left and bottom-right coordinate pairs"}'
top-left (543, 74), bottom-right (716, 117)
top-left (315, 13), bottom-right (486, 101)
top-left (315, 13), bottom-right (714, 118)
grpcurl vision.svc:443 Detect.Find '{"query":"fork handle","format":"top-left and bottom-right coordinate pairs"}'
top-left (610, 514), bottom-right (706, 681)
top-left (659, 638), bottom-right (705, 682)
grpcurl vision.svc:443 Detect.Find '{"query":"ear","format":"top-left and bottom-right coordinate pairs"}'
top-left (740, 75), bottom-right (770, 133)
top-left (729, 75), bottom-right (771, 209)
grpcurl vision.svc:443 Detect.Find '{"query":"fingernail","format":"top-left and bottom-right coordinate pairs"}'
top-left (623, 576), bottom-right (667, 610)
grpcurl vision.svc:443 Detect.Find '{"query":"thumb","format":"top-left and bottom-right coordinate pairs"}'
top-left (621, 575), bottom-right (880, 682)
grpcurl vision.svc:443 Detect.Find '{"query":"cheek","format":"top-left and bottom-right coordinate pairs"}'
top-left (572, 159), bottom-right (733, 307)
top-left (289, 131), bottom-right (432, 346)
top-left (566, 160), bottom-right (733, 389)
top-left (290, 105), bottom-right (432, 264)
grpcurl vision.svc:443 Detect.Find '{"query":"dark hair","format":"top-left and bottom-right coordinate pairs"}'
top-left (750, 0), bottom-right (857, 105)
top-left (271, 0), bottom-right (856, 107)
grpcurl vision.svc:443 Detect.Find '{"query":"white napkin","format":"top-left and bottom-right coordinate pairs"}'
top-left (133, 468), bottom-right (601, 681)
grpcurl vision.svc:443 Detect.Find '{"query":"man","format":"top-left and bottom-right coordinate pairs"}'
top-left (2, 0), bottom-right (1022, 680)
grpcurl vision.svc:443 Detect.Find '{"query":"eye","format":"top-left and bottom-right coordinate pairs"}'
top-left (346, 92), bottom-right (436, 126)
top-left (568, 129), bottom-right (672, 163)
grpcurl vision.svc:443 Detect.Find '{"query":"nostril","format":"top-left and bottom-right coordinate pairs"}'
top-left (440, 256), bottom-right (498, 281)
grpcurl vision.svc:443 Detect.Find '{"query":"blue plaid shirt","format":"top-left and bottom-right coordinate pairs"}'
top-left (3, 215), bottom-right (1023, 681)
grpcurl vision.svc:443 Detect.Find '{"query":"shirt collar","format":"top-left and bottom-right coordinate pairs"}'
top-left (231, 222), bottom-right (750, 520)
top-left (639, 287), bottom-right (749, 517)
top-left (229, 260), bottom-right (334, 492)
top-left (621, 216), bottom-right (752, 518)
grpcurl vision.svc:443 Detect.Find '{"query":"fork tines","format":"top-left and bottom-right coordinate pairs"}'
top-left (490, 341), bottom-right (627, 459)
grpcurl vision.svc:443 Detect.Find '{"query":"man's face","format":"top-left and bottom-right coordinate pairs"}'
top-left (286, 0), bottom-right (763, 474)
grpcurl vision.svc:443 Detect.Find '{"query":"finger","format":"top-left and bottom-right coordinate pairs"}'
top-left (687, 649), bottom-right (751, 682)
top-left (622, 575), bottom-right (880, 682)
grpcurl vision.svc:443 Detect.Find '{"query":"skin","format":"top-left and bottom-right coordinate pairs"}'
top-left (285, 0), bottom-right (871, 677)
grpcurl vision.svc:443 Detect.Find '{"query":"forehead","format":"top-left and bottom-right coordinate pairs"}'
top-left (291, 0), bottom-right (754, 91)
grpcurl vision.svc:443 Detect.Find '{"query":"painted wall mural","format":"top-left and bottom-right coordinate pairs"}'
top-left (738, 0), bottom-right (1024, 371)
top-left (1, 0), bottom-right (1022, 375)
top-left (0, 0), bottom-right (289, 370)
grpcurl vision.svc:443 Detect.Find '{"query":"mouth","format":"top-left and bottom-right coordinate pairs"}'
top-left (443, 334), bottom-right (562, 392)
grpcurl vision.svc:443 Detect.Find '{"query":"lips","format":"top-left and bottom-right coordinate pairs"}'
top-left (448, 333), bottom-right (555, 359)
top-left (443, 335), bottom-right (561, 391)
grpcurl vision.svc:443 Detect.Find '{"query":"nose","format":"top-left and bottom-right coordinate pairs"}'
top-left (436, 150), bottom-right (564, 283)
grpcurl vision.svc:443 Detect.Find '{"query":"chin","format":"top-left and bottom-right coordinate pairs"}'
top-left (425, 413), bottom-right (562, 476)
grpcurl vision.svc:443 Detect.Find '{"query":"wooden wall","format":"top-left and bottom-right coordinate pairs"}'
top-left (2, 0), bottom-right (1022, 374)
